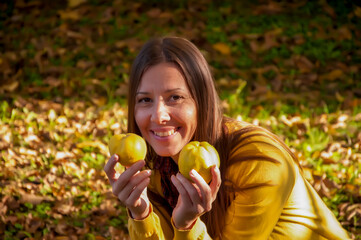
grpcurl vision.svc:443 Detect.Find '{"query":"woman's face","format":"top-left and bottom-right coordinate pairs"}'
top-left (134, 62), bottom-right (197, 163)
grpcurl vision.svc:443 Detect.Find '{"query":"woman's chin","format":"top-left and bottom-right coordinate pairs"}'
top-left (154, 149), bottom-right (180, 161)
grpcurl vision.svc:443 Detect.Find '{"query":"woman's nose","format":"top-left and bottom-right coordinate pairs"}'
top-left (150, 100), bottom-right (170, 124)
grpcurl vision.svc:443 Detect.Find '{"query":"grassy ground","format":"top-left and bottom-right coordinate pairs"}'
top-left (1, 0), bottom-right (361, 239)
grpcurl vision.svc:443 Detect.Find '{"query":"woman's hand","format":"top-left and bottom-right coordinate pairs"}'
top-left (171, 166), bottom-right (221, 229)
top-left (104, 155), bottom-right (151, 219)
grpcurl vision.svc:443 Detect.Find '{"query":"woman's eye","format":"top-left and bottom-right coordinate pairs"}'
top-left (170, 95), bottom-right (183, 101)
top-left (138, 97), bottom-right (151, 103)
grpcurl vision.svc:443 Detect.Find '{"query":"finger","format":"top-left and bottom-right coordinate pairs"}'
top-left (176, 173), bottom-right (202, 204)
top-left (118, 169), bottom-right (151, 200)
top-left (103, 154), bottom-right (119, 185)
top-left (113, 164), bottom-right (148, 196)
top-left (111, 160), bottom-right (146, 195)
top-left (189, 169), bottom-right (211, 209)
top-left (118, 160), bottom-right (146, 184)
top-left (171, 175), bottom-right (191, 205)
top-left (209, 166), bottom-right (222, 199)
top-left (126, 177), bottom-right (150, 205)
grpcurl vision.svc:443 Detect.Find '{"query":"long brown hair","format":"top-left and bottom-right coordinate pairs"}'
top-left (126, 37), bottom-right (299, 238)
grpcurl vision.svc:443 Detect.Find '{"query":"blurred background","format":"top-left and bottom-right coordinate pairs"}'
top-left (0, 0), bottom-right (361, 239)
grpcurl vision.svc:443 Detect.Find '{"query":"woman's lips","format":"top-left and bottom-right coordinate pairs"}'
top-left (151, 127), bottom-right (181, 138)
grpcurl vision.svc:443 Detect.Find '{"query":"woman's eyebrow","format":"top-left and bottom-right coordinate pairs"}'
top-left (136, 88), bottom-right (185, 95)
top-left (165, 88), bottom-right (184, 93)
top-left (136, 91), bottom-right (149, 95)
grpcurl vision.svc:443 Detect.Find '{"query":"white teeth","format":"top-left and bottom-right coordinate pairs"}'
top-left (154, 129), bottom-right (175, 137)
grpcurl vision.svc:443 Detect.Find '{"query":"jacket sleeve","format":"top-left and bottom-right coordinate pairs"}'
top-left (172, 217), bottom-right (212, 240)
top-left (128, 204), bottom-right (166, 240)
top-left (128, 193), bottom-right (212, 239)
top-left (222, 133), bottom-right (297, 240)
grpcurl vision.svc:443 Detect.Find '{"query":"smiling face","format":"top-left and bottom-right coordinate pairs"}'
top-left (134, 62), bottom-right (197, 162)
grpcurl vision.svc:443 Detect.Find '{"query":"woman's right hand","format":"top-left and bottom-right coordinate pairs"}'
top-left (103, 155), bottom-right (151, 219)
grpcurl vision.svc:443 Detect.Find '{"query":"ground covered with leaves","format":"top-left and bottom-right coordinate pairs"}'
top-left (1, 0), bottom-right (361, 239)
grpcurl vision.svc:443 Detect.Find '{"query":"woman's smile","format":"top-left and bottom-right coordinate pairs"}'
top-left (152, 127), bottom-right (180, 138)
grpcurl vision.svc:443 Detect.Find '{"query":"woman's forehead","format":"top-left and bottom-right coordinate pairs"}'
top-left (139, 63), bottom-right (186, 86)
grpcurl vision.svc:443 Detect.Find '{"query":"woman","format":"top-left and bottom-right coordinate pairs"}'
top-left (104, 37), bottom-right (350, 239)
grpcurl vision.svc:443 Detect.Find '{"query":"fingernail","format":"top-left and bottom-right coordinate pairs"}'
top-left (190, 169), bottom-right (196, 176)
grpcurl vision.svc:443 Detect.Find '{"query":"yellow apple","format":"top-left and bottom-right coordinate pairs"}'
top-left (178, 141), bottom-right (220, 183)
top-left (108, 133), bottom-right (147, 167)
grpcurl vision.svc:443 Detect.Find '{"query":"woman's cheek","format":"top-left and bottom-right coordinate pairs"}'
top-left (134, 109), bottom-right (146, 134)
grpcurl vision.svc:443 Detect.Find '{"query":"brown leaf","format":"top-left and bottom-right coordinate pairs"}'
top-left (19, 189), bottom-right (54, 205)
top-left (159, 11), bottom-right (172, 19)
top-left (68, 0), bottom-right (87, 8)
top-left (4, 215), bottom-right (18, 225)
top-left (355, 7), bottom-right (361, 18)
top-left (336, 26), bottom-right (353, 41)
top-left (19, 147), bottom-right (37, 156)
top-left (44, 76), bottom-right (62, 87)
top-left (320, 0), bottom-right (336, 18)
top-left (24, 134), bottom-right (41, 148)
top-left (76, 60), bottom-right (94, 70)
top-left (66, 30), bottom-right (84, 39)
top-left (319, 69), bottom-right (344, 81)
top-left (25, 214), bottom-right (44, 233)
top-left (58, 10), bottom-right (80, 20)
top-left (0, 80), bottom-right (19, 93)
top-left (55, 237), bottom-right (71, 240)
top-left (2, 195), bottom-right (19, 211)
top-left (213, 43), bottom-right (231, 55)
top-left (109, 226), bottom-right (130, 240)
top-left (293, 55), bottom-right (314, 73)
top-left (55, 220), bottom-right (71, 235)
top-left (147, 8), bottom-right (162, 18)
top-left (250, 29), bottom-right (281, 53)
top-left (345, 204), bottom-right (361, 221)
top-left (53, 202), bottom-right (75, 215)
top-left (114, 38), bottom-right (143, 52)
top-left (15, 0), bottom-right (42, 8)
top-left (95, 236), bottom-right (107, 240)
top-left (38, 100), bottom-right (63, 112)
top-left (55, 151), bottom-right (75, 160)
top-left (115, 83), bottom-right (128, 97)
top-left (89, 95), bottom-right (106, 106)
top-left (253, 1), bottom-right (283, 15)
top-left (75, 221), bottom-right (90, 234)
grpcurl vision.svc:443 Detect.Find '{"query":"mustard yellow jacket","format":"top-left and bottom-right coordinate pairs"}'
top-left (127, 120), bottom-right (350, 239)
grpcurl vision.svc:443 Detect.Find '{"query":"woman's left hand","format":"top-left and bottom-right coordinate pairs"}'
top-left (171, 165), bottom-right (221, 230)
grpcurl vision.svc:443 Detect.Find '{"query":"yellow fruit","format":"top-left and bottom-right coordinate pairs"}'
top-left (178, 141), bottom-right (220, 183)
top-left (108, 133), bottom-right (147, 167)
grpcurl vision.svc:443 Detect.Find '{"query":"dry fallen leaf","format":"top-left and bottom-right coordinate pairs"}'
top-left (354, 7), bottom-right (361, 18)
top-left (213, 42), bottom-right (231, 55)
top-left (58, 10), bottom-right (80, 20)
top-left (19, 189), bottom-right (54, 205)
top-left (319, 69), bottom-right (344, 81)
top-left (0, 81), bottom-right (19, 93)
top-left (68, 0), bottom-right (87, 8)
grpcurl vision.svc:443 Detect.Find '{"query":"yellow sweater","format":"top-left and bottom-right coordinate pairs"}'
top-left (128, 120), bottom-right (350, 239)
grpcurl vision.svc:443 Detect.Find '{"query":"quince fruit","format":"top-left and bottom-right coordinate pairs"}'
top-left (178, 141), bottom-right (220, 183)
top-left (108, 133), bottom-right (147, 167)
